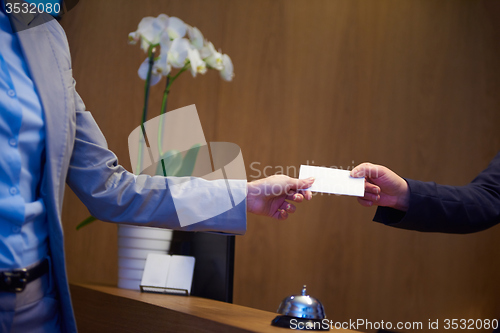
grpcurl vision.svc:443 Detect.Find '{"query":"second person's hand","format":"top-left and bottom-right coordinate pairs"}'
top-left (350, 163), bottom-right (410, 211)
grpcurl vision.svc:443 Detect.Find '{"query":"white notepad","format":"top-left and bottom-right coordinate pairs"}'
top-left (140, 254), bottom-right (195, 295)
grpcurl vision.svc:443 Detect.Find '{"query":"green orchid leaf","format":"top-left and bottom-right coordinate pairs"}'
top-left (76, 215), bottom-right (97, 230)
top-left (156, 150), bottom-right (182, 176)
top-left (175, 143), bottom-right (202, 177)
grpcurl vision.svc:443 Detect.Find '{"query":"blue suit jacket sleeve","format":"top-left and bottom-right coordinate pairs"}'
top-left (65, 84), bottom-right (247, 235)
top-left (373, 152), bottom-right (500, 233)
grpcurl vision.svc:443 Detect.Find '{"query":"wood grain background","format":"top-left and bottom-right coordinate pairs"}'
top-left (60, 1), bottom-right (500, 332)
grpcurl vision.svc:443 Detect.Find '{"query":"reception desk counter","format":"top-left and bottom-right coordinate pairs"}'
top-left (70, 283), bottom-right (358, 332)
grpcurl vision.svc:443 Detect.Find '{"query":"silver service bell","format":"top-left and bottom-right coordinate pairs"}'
top-left (271, 285), bottom-right (329, 330)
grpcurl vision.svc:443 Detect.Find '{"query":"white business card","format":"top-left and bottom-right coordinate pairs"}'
top-left (299, 165), bottom-right (365, 197)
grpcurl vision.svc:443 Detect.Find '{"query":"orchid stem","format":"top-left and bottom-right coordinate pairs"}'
top-left (160, 76), bottom-right (171, 116)
top-left (157, 62), bottom-right (190, 172)
top-left (136, 45), bottom-right (156, 175)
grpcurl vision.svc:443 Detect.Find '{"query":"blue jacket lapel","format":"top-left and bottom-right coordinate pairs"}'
top-left (7, 11), bottom-right (78, 333)
top-left (11, 13), bottom-right (72, 214)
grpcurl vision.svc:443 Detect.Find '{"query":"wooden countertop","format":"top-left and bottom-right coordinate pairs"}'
top-left (70, 283), bottom-right (358, 333)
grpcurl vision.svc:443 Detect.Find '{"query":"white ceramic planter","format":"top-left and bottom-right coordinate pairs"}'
top-left (118, 267), bottom-right (144, 280)
top-left (118, 257), bottom-right (146, 270)
top-left (117, 278), bottom-right (142, 290)
top-left (117, 225), bottom-right (173, 290)
top-left (118, 248), bottom-right (167, 260)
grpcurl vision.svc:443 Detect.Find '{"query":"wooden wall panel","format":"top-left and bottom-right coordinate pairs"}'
top-left (60, 1), bottom-right (500, 332)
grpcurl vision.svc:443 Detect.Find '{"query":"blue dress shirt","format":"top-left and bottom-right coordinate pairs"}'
top-left (0, 9), bottom-right (48, 270)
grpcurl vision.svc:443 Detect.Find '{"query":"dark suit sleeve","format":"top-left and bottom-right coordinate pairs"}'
top-left (373, 152), bottom-right (500, 233)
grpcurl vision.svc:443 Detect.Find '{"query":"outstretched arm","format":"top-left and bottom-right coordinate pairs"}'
top-left (350, 154), bottom-right (500, 233)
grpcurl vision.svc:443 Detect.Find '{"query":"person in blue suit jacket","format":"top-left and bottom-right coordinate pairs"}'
top-left (350, 151), bottom-right (500, 232)
top-left (0, 3), bottom-right (314, 333)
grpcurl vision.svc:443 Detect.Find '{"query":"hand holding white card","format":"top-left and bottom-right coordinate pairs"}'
top-left (299, 165), bottom-right (365, 197)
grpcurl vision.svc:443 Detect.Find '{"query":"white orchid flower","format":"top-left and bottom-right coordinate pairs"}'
top-left (167, 17), bottom-right (187, 40)
top-left (131, 14), bottom-right (234, 85)
top-left (129, 16), bottom-right (152, 51)
top-left (220, 54), bottom-right (234, 81)
top-left (168, 38), bottom-right (190, 68)
top-left (130, 15), bottom-right (169, 52)
top-left (150, 31), bottom-right (173, 76)
top-left (153, 52), bottom-right (172, 76)
top-left (187, 48), bottom-right (207, 77)
top-left (203, 42), bottom-right (224, 70)
top-left (187, 25), bottom-right (204, 50)
top-left (136, 16), bottom-right (154, 34)
top-left (145, 19), bottom-right (166, 43)
top-left (138, 58), bottom-right (162, 86)
top-left (159, 30), bottom-right (171, 54)
top-left (199, 40), bottom-right (212, 59)
top-left (128, 32), bottom-right (140, 45)
top-left (139, 39), bottom-right (150, 53)
top-left (156, 14), bottom-right (169, 29)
